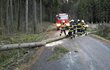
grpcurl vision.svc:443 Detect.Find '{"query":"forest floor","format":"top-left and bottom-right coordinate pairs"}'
top-left (0, 24), bottom-right (55, 70)
top-left (0, 33), bottom-right (49, 70)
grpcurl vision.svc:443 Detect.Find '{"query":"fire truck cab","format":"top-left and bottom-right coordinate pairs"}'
top-left (55, 13), bottom-right (70, 30)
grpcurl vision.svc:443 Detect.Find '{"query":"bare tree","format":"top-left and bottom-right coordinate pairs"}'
top-left (6, 0), bottom-right (10, 34)
top-left (26, 0), bottom-right (29, 33)
top-left (33, 0), bottom-right (37, 33)
top-left (0, 0), bottom-right (4, 35)
top-left (40, 0), bottom-right (42, 26)
top-left (17, 0), bottom-right (21, 32)
top-left (10, 0), bottom-right (14, 33)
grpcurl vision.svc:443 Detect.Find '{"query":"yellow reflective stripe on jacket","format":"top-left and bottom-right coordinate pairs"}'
top-left (69, 30), bottom-right (73, 31)
top-left (69, 27), bottom-right (73, 29)
top-left (77, 28), bottom-right (82, 29)
top-left (69, 27), bottom-right (73, 32)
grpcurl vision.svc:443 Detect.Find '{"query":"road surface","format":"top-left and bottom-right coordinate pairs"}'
top-left (30, 35), bottom-right (110, 70)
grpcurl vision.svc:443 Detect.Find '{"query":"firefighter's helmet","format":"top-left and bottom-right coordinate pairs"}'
top-left (81, 20), bottom-right (85, 23)
top-left (70, 19), bottom-right (74, 22)
top-left (62, 20), bottom-right (65, 23)
top-left (78, 19), bottom-right (80, 22)
top-left (77, 19), bottom-right (81, 23)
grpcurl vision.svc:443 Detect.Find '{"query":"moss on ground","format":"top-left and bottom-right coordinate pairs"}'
top-left (47, 46), bottom-right (69, 61)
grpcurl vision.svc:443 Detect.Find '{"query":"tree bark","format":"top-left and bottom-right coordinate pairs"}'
top-left (0, 42), bottom-right (46, 51)
top-left (10, 0), bottom-right (14, 33)
top-left (40, 0), bottom-right (42, 27)
top-left (17, 0), bottom-right (21, 32)
top-left (33, 0), bottom-right (37, 33)
top-left (26, 0), bottom-right (29, 33)
top-left (0, 35), bottom-right (66, 51)
top-left (0, 0), bottom-right (4, 35)
top-left (6, 0), bottom-right (10, 34)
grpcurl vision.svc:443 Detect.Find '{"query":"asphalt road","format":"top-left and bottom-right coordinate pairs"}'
top-left (30, 35), bottom-right (110, 70)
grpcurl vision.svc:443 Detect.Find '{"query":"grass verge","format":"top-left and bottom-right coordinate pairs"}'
top-left (47, 46), bottom-right (69, 61)
top-left (0, 33), bottom-right (47, 44)
top-left (0, 33), bottom-right (48, 70)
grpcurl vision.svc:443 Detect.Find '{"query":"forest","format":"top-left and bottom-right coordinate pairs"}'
top-left (0, 0), bottom-right (110, 35)
top-left (0, 0), bottom-right (110, 70)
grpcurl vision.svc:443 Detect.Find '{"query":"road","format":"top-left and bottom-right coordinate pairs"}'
top-left (30, 35), bottom-right (110, 70)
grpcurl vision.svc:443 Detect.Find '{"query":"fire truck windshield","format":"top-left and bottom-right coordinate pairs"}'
top-left (58, 14), bottom-right (68, 20)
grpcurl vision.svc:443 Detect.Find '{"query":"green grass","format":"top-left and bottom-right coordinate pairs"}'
top-left (47, 46), bottom-right (69, 61)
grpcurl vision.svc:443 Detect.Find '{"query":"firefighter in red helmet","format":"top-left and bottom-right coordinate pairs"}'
top-left (60, 21), bottom-right (66, 36)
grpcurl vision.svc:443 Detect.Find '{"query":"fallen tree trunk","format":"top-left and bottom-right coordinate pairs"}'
top-left (0, 36), bottom-right (66, 51)
top-left (0, 42), bottom-right (46, 51)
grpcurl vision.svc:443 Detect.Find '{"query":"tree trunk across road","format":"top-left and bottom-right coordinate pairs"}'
top-left (0, 35), bottom-right (66, 51)
top-left (0, 42), bottom-right (46, 51)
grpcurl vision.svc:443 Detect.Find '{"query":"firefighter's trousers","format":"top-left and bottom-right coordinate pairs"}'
top-left (68, 31), bottom-right (72, 36)
top-left (60, 30), bottom-right (66, 36)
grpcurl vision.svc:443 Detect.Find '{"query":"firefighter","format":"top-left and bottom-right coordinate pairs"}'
top-left (73, 20), bottom-right (77, 36)
top-left (70, 19), bottom-right (74, 25)
top-left (68, 24), bottom-right (74, 39)
top-left (76, 20), bottom-right (83, 35)
top-left (70, 19), bottom-right (77, 37)
top-left (60, 21), bottom-right (66, 36)
top-left (81, 20), bottom-right (86, 34)
top-left (81, 20), bottom-right (89, 35)
top-left (68, 20), bottom-right (74, 38)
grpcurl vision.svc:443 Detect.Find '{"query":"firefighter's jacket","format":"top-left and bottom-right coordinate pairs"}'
top-left (77, 23), bottom-right (83, 29)
top-left (73, 24), bottom-right (77, 30)
top-left (61, 23), bottom-right (66, 30)
top-left (69, 26), bottom-right (74, 32)
top-left (70, 22), bottom-right (77, 30)
top-left (80, 22), bottom-right (88, 31)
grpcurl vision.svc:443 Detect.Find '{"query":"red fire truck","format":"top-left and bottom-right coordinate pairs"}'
top-left (55, 13), bottom-right (70, 30)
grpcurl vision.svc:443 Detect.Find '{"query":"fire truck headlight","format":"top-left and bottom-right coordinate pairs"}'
top-left (56, 24), bottom-right (61, 27)
top-left (66, 23), bottom-right (70, 26)
top-left (62, 20), bottom-right (65, 23)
